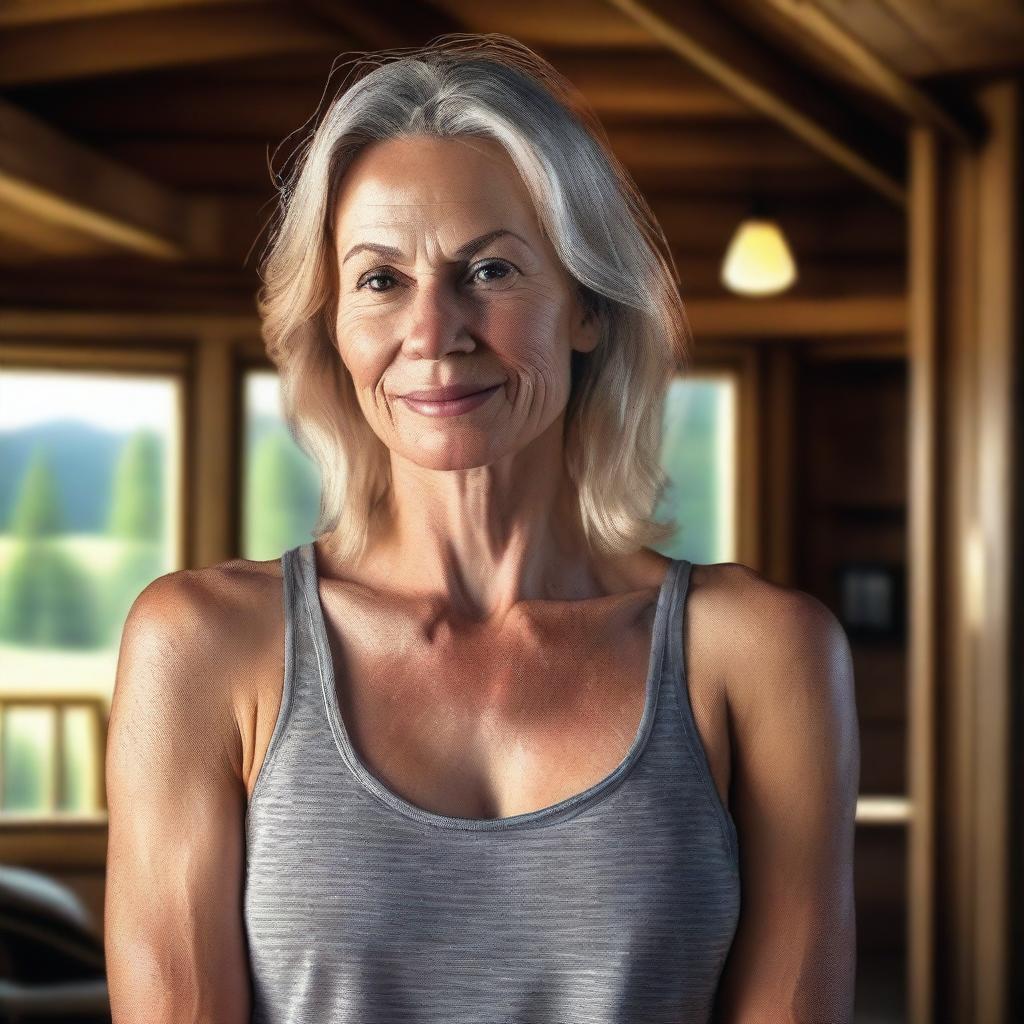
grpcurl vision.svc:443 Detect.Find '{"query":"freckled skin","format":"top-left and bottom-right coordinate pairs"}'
top-left (330, 134), bottom-right (607, 618)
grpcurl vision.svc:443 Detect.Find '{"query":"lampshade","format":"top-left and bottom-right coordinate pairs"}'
top-left (720, 217), bottom-right (798, 296)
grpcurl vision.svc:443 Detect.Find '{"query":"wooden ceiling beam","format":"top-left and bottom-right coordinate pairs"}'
top-left (545, 50), bottom-right (752, 119)
top-left (94, 123), bottom-right (831, 191)
top-left (607, 122), bottom-right (830, 172)
top-left (686, 293), bottom-right (906, 337)
top-left (23, 81), bottom-right (331, 139)
top-left (754, 0), bottom-right (983, 145)
top-left (0, 5), bottom-right (340, 86)
top-left (424, 0), bottom-right (658, 49)
top-left (294, 0), bottom-right (462, 52)
top-left (634, 163), bottom-right (857, 196)
top-left (0, 0), bottom-right (254, 29)
top-left (16, 53), bottom-right (755, 138)
top-left (0, 194), bottom-right (123, 260)
top-left (649, 193), bottom-right (903, 255)
top-left (0, 98), bottom-right (193, 259)
top-left (603, 0), bottom-right (906, 205)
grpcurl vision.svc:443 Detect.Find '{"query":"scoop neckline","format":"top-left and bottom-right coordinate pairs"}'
top-left (298, 541), bottom-right (682, 833)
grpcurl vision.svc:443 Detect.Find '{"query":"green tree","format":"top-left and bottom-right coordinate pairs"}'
top-left (0, 541), bottom-right (100, 647)
top-left (9, 446), bottom-right (62, 538)
top-left (246, 429), bottom-right (320, 560)
top-left (107, 429), bottom-right (164, 541)
top-left (104, 430), bottom-right (166, 642)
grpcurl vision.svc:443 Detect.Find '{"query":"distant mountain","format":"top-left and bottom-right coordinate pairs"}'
top-left (0, 420), bottom-right (165, 533)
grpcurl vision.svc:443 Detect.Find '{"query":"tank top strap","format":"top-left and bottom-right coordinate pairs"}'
top-left (649, 554), bottom-right (692, 728)
top-left (284, 541), bottom-right (338, 728)
top-left (666, 556), bottom-right (694, 674)
top-left (650, 554), bottom-right (739, 864)
top-left (246, 542), bottom-right (337, 812)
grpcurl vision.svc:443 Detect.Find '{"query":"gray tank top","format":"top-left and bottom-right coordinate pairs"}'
top-left (243, 542), bottom-right (741, 1023)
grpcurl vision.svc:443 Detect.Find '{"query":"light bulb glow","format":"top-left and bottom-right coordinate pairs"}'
top-left (720, 217), bottom-right (798, 296)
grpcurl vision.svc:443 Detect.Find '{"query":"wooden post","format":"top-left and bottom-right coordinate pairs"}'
top-left (907, 75), bottom-right (1021, 1024)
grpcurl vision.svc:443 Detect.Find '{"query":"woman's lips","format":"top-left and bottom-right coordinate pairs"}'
top-left (399, 383), bottom-right (502, 417)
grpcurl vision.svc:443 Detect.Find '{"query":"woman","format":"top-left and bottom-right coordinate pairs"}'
top-left (104, 33), bottom-right (860, 1024)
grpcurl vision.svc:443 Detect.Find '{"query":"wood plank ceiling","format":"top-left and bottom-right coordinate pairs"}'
top-left (0, 0), bottom-right (1019, 312)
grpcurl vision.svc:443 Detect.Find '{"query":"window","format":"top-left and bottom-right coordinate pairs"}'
top-left (240, 369), bottom-right (322, 561)
top-left (0, 367), bottom-right (182, 818)
top-left (656, 372), bottom-right (738, 564)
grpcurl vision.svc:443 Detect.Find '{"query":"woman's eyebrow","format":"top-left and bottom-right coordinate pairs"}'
top-left (340, 228), bottom-right (531, 266)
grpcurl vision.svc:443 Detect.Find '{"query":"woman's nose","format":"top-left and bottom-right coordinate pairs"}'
top-left (401, 278), bottom-right (475, 358)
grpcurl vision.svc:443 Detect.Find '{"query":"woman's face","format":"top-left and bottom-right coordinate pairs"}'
top-left (332, 134), bottom-right (598, 471)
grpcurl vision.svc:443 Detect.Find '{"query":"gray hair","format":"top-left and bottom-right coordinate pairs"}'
top-left (256, 33), bottom-right (691, 564)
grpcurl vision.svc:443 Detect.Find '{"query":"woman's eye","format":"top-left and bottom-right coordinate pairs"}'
top-left (356, 260), bottom-right (517, 294)
top-left (469, 259), bottom-right (516, 285)
top-left (358, 270), bottom-right (398, 292)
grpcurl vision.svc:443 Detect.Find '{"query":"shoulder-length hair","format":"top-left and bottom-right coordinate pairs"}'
top-left (256, 32), bottom-right (691, 565)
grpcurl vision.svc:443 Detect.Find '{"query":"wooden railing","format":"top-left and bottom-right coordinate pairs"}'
top-left (0, 695), bottom-right (107, 818)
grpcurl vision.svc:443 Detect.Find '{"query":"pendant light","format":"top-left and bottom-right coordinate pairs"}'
top-left (720, 196), bottom-right (798, 296)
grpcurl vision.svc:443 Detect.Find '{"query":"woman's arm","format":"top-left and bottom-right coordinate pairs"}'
top-left (713, 570), bottom-right (861, 1024)
top-left (104, 572), bottom-right (252, 1024)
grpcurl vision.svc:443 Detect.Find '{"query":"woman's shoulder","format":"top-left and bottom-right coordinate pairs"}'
top-left (687, 558), bottom-right (852, 715)
top-left (124, 553), bottom-right (287, 712)
top-left (133, 552), bottom-right (284, 635)
top-left (686, 557), bottom-right (838, 629)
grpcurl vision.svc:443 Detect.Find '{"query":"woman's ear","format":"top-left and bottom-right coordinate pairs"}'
top-left (570, 287), bottom-right (601, 355)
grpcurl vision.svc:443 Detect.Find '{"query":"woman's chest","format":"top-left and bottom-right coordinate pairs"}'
top-left (244, 584), bottom-right (732, 820)
top-left (330, 616), bottom-right (657, 819)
